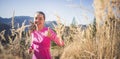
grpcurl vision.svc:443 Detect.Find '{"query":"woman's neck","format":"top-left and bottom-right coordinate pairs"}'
top-left (36, 25), bottom-right (44, 31)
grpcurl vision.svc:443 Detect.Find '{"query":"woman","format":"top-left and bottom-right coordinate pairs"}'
top-left (29, 11), bottom-right (64, 59)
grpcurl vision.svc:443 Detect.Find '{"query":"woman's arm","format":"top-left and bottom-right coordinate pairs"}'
top-left (48, 28), bottom-right (64, 46)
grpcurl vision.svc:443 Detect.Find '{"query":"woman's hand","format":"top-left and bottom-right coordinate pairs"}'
top-left (47, 27), bottom-right (51, 37)
top-left (28, 48), bottom-right (34, 54)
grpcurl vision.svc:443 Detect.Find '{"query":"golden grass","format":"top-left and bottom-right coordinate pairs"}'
top-left (0, 0), bottom-right (120, 59)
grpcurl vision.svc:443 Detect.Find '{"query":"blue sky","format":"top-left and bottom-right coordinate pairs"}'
top-left (0, 0), bottom-right (94, 25)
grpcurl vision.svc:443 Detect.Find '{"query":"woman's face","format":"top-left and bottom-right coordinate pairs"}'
top-left (34, 13), bottom-right (45, 26)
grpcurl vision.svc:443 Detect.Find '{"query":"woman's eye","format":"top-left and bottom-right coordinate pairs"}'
top-left (35, 17), bottom-right (37, 20)
top-left (35, 17), bottom-right (43, 20)
top-left (39, 18), bottom-right (42, 20)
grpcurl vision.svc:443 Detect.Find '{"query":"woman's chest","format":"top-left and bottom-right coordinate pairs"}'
top-left (33, 30), bottom-right (50, 43)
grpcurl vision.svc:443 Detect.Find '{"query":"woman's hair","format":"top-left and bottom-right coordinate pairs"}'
top-left (35, 11), bottom-right (45, 20)
top-left (29, 11), bottom-right (45, 33)
top-left (29, 21), bottom-right (36, 33)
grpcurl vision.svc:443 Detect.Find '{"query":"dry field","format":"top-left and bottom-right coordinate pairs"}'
top-left (0, 0), bottom-right (120, 59)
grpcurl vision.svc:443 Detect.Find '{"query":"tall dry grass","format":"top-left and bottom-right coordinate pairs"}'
top-left (58, 0), bottom-right (120, 59)
top-left (0, 0), bottom-right (120, 59)
top-left (0, 11), bottom-right (32, 59)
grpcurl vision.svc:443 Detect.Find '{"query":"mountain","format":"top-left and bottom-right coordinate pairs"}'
top-left (0, 16), bottom-right (33, 27)
top-left (0, 16), bottom-right (57, 31)
top-left (45, 21), bottom-right (57, 28)
top-left (0, 22), bottom-right (11, 32)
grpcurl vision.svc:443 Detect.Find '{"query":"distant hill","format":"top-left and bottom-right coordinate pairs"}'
top-left (0, 16), bottom-right (88, 33)
top-left (0, 16), bottom-right (33, 27)
top-left (45, 21), bottom-right (57, 28)
top-left (0, 22), bottom-right (11, 32)
top-left (0, 16), bottom-right (57, 32)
